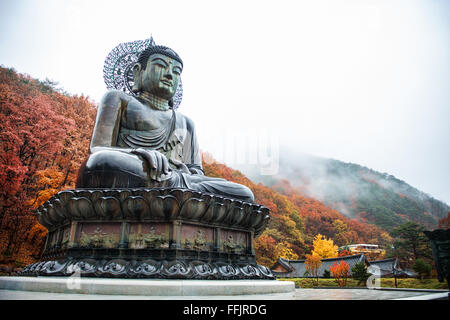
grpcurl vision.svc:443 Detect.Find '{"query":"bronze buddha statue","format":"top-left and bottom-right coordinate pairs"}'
top-left (76, 45), bottom-right (254, 203)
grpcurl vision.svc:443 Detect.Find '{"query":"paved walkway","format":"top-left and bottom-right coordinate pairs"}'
top-left (0, 288), bottom-right (447, 300)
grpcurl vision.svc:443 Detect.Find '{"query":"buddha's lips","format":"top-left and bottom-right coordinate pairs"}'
top-left (161, 80), bottom-right (173, 87)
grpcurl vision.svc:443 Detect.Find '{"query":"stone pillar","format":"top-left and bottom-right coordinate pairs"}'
top-left (67, 221), bottom-right (78, 248)
top-left (170, 220), bottom-right (182, 249)
top-left (248, 231), bottom-right (255, 255)
top-left (214, 227), bottom-right (221, 252)
top-left (118, 222), bottom-right (130, 248)
top-left (54, 228), bottom-right (64, 250)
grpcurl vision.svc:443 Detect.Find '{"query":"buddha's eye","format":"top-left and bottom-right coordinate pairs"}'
top-left (173, 67), bottom-right (182, 75)
top-left (152, 58), bottom-right (168, 68)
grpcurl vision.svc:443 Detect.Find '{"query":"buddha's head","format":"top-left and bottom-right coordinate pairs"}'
top-left (132, 45), bottom-right (183, 105)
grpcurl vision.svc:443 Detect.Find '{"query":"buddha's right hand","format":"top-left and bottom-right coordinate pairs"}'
top-left (131, 148), bottom-right (170, 182)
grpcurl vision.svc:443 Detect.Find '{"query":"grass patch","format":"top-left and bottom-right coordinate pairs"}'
top-left (278, 277), bottom-right (449, 290)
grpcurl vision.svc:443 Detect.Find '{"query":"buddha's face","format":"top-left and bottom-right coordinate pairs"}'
top-left (137, 53), bottom-right (182, 100)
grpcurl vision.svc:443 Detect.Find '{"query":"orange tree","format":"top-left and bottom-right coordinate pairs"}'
top-left (305, 253), bottom-right (322, 286)
top-left (329, 260), bottom-right (350, 287)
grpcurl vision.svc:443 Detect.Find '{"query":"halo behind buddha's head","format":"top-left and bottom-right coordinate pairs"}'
top-left (103, 37), bottom-right (184, 109)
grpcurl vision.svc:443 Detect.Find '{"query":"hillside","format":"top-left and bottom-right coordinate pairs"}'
top-left (0, 66), bottom-right (97, 265)
top-left (202, 154), bottom-right (392, 266)
top-left (236, 152), bottom-right (449, 232)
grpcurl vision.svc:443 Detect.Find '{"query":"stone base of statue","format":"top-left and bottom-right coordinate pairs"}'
top-left (0, 277), bottom-right (295, 297)
top-left (20, 188), bottom-right (274, 280)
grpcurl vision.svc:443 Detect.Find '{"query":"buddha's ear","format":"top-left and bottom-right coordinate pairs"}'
top-left (132, 63), bottom-right (142, 93)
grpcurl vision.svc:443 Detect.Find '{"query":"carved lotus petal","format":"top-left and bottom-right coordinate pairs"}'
top-left (171, 189), bottom-right (194, 206)
top-left (117, 190), bottom-right (132, 202)
top-left (219, 204), bottom-right (235, 225)
top-left (202, 200), bottom-right (225, 223)
top-left (68, 197), bottom-right (95, 220)
top-left (89, 190), bottom-right (104, 206)
top-left (95, 196), bottom-right (121, 219)
top-left (36, 209), bottom-right (53, 228)
top-left (123, 196), bottom-right (149, 219)
top-left (214, 202), bottom-right (228, 223)
top-left (230, 206), bottom-right (244, 226)
top-left (201, 203), bottom-right (214, 222)
top-left (254, 209), bottom-right (270, 235)
top-left (239, 203), bottom-right (253, 227)
top-left (74, 190), bottom-right (93, 200)
top-left (250, 210), bottom-right (263, 228)
top-left (46, 204), bottom-right (62, 225)
top-left (53, 199), bottom-right (70, 221)
top-left (57, 190), bottom-right (75, 206)
top-left (150, 195), bottom-right (180, 220)
top-left (200, 193), bottom-right (214, 206)
top-left (180, 198), bottom-right (207, 220)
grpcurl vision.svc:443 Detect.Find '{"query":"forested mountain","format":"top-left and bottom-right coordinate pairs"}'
top-left (0, 66), bottom-right (97, 265)
top-left (0, 66), bottom-right (393, 267)
top-left (202, 153), bottom-right (392, 266)
top-left (237, 152), bottom-right (449, 232)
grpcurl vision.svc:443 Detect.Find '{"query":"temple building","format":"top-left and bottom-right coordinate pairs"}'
top-left (271, 254), bottom-right (369, 278)
top-left (339, 244), bottom-right (386, 260)
top-left (271, 254), bottom-right (415, 278)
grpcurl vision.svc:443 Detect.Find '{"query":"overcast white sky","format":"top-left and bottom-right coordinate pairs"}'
top-left (0, 0), bottom-right (449, 204)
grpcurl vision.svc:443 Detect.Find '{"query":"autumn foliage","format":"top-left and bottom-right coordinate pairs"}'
top-left (311, 234), bottom-right (338, 259)
top-left (202, 155), bottom-right (393, 267)
top-left (305, 253), bottom-right (322, 284)
top-left (329, 260), bottom-right (350, 287)
top-left (438, 212), bottom-right (450, 229)
top-left (0, 67), bottom-right (96, 266)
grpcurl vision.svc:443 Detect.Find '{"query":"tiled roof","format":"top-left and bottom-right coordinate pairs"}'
top-left (271, 255), bottom-right (418, 278)
top-left (368, 258), bottom-right (398, 271)
top-left (271, 254), bottom-right (369, 278)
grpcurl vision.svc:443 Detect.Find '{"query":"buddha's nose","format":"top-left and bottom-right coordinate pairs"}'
top-left (164, 72), bottom-right (173, 80)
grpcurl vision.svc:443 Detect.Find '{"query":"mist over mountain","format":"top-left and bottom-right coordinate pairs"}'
top-left (235, 150), bottom-right (449, 232)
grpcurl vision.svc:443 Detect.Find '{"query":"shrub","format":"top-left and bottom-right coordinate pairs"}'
top-left (351, 262), bottom-right (371, 286)
top-left (329, 260), bottom-right (350, 287)
top-left (413, 259), bottom-right (432, 280)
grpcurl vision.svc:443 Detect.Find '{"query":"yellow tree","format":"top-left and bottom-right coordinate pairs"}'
top-left (312, 234), bottom-right (338, 259)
